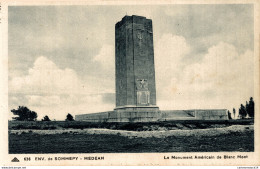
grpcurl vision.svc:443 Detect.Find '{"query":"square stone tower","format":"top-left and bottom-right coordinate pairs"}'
top-left (115, 15), bottom-right (159, 115)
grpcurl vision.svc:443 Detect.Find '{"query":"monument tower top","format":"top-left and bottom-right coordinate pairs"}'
top-left (115, 15), bottom-right (151, 29)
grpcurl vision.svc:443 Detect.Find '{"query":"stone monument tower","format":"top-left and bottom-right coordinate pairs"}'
top-left (75, 15), bottom-right (228, 122)
top-left (115, 15), bottom-right (159, 116)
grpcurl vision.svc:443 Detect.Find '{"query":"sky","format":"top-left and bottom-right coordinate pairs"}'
top-left (8, 4), bottom-right (254, 120)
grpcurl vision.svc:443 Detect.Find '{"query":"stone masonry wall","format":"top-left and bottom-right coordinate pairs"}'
top-left (75, 109), bottom-right (228, 122)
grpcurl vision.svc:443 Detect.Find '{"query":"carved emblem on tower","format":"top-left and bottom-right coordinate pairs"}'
top-left (137, 31), bottom-right (143, 40)
top-left (136, 79), bottom-right (148, 90)
top-left (136, 79), bottom-right (150, 105)
top-left (136, 30), bottom-right (146, 56)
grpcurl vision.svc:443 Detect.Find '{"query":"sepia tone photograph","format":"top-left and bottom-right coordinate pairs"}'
top-left (1, 0), bottom-right (259, 166)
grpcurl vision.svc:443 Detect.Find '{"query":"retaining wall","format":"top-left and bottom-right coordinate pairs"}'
top-left (75, 109), bottom-right (228, 122)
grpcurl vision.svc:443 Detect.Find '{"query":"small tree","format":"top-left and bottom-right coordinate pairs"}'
top-left (66, 113), bottom-right (74, 121)
top-left (228, 110), bottom-right (232, 119)
top-left (248, 97), bottom-right (255, 118)
top-left (42, 115), bottom-right (51, 121)
top-left (239, 104), bottom-right (247, 119)
top-left (246, 101), bottom-right (249, 116)
top-left (233, 108), bottom-right (236, 119)
top-left (11, 106), bottom-right (37, 121)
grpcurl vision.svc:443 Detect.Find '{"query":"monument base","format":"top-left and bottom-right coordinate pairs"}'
top-left (75, 109), bottom-right (228, 122)
top-left (110, 106), bottom-right (160, 122)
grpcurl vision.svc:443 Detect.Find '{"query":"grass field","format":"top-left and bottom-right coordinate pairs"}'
top-left (8, 119), bottom-right (254, 131)
top-left (9, 127), bottom-right (254, 153)
top-left (9, 120), bottom-right (254, 153)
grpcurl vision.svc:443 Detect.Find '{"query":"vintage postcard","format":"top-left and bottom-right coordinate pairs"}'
top-left (0, 0), bottom-right (259, 166)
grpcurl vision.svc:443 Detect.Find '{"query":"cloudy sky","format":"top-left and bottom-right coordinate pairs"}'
top-left (8, 4), bottom-right (254, 120)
